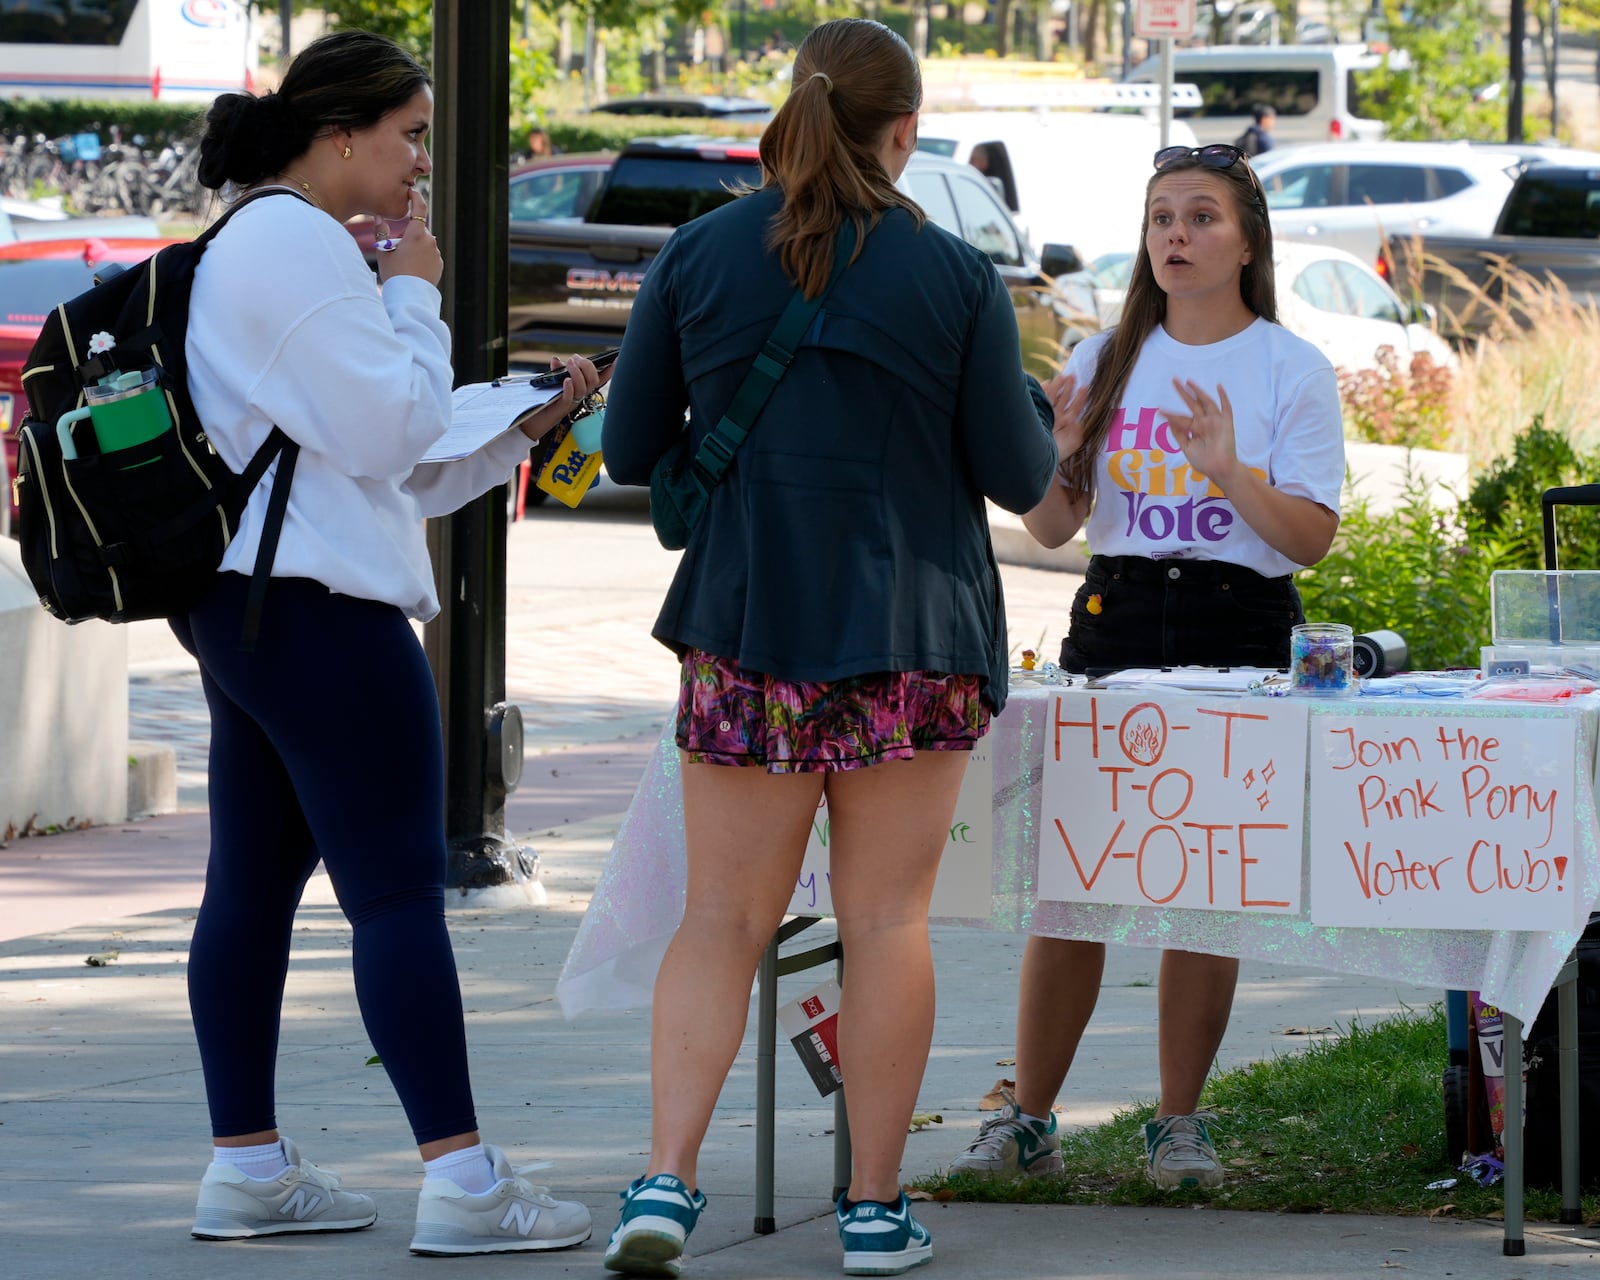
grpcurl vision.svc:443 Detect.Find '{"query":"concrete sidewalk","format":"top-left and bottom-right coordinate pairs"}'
top-left (5, 802), bottom-right (1596, 1278)
top-left (3, 511), bottom-right (1598, 1276)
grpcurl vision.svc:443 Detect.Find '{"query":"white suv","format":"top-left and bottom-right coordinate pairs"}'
top-left (1249, 141), bottom-right (1586, 266)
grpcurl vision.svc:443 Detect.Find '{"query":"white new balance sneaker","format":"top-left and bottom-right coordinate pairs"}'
top-left (409, 1143), bottom-right (592, 1256)
top-left (191, 1137), bottom-right (378, 1240)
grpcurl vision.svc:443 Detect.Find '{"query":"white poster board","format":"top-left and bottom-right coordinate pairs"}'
top-left (790, 743), bottom-right (993, 920)
top-left (1308, 712), bottom-right (1583, 931)
top-left (1039, 691), bottom-right (1308, 912)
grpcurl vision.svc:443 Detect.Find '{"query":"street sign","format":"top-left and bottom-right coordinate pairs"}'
top-left (1135, 0), bottom-right (1196, 40)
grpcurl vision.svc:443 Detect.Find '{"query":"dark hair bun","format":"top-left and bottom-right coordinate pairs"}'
top-left (196, 92), bottom-right (304, 190)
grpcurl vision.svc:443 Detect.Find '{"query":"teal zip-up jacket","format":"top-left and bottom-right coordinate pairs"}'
top-left (602, 186), bottom-right (1057, 713)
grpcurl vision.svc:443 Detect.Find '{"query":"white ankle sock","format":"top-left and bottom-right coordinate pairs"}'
top-left (213, 1140), bottom-right (290, 1180)
top-left (1019, 1111), bottom-right (1050, 1130)
top-left (424, 1144), bottom-right (497, 1194)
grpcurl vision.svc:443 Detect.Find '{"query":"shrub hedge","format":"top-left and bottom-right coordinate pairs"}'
top-left (0, 98), bottom-right (762, 160)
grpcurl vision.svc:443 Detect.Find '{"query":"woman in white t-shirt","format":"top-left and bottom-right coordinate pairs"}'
top-left (949, 142), bottom-right (1344, 1190)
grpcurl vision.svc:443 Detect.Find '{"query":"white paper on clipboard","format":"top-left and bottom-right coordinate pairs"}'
top-left (423, 379), bottom-right (565, 462)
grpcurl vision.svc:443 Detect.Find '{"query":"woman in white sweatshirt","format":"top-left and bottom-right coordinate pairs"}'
top-left (176, 29), bottom-right (605, 1257)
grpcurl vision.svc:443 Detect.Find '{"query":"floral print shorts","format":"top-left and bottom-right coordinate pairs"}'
top-left (675, 648), bottom-right (990, 774)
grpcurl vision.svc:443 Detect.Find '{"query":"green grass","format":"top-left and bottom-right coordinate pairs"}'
top-left (917, 1006), bottom-right (1600, 1221)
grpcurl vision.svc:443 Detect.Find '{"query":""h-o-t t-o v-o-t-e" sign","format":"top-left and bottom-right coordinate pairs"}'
top-left (1039, 689), bottom-right (1586, 933)
top-left (1039, 691), bottom-right (1309, 914)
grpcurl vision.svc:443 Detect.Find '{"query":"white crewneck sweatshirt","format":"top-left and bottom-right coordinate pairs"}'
top-left (186, 192), bottom-right (535, 621)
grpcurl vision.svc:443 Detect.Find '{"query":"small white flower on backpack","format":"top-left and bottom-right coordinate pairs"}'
top-left (88, 332), bottom-right (116, 355)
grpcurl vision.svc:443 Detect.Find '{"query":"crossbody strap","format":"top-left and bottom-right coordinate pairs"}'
top-left (236, 427), bottom-right (299, 652)
top-left (688, 221), bottom-right (861, 492)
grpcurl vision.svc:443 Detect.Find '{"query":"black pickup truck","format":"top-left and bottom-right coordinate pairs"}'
top-left (506, 136), bottom-right (1092, 372)
top-left (1385, 162), bottom-right (1600, 341)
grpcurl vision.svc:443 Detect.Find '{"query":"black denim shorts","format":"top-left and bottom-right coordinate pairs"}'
top-left (1059, 554), bottom-right (1304, 674)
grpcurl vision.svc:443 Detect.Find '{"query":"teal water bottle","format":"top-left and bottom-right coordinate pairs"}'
top-left (56, 368), bottom-right (173, 465)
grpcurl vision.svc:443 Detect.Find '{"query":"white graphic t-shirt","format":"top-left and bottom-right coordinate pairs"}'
top-left (1062, 317), bottom-right (1344, 579)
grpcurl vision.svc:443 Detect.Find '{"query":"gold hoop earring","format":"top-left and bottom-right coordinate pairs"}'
top-left (342, 145), bottom-right (352, 160)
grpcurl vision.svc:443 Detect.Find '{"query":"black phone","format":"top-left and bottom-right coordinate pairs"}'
top-left (525, 348), bottom-right (620, 388)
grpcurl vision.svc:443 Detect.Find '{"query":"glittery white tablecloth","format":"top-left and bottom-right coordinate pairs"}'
top-left (556, 685), bottom-right (1600, 1024)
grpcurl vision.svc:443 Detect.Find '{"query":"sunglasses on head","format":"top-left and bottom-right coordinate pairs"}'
top-left (1153, 143), bottom-right (1247, 171)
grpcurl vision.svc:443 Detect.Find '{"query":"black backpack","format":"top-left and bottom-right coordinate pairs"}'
top-left (13, 189), bottom-right (299, 646)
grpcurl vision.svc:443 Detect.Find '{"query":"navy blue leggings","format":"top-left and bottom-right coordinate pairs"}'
top-left (172, 573), bottom-right (477, 1144)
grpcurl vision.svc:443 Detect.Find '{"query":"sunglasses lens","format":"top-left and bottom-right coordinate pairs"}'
top-left (1199, 144), bottom-right (1244, 169)
top-left (1154, 146), bottom-right (1188, 170)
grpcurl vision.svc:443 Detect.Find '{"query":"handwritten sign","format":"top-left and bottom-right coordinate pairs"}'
top-left (1039, 691), bottom-right (1307, 912)
top-left (1308, 712), bottom-right (1582, 931)
top-left (790, 744), bottom-right (993, 920)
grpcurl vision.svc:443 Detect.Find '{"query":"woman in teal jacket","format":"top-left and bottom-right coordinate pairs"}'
top-left (601, 18), bottom-right (1062, 1277)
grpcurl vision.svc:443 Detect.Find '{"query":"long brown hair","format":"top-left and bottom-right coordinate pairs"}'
top-left (1060, 152), bottom-right (1277, 493)
top-left (758, 18), bottom-right (925, 298)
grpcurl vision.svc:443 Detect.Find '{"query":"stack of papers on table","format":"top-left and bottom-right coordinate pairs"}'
top-left (1088, 667), bottom-right (1279, 693)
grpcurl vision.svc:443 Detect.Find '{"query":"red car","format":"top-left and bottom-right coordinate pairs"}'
top-left (0, 235), bottom-right (186, 530)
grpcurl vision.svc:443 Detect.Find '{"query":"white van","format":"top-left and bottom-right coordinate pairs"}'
top-left (1123, 44), bottom-right (1399, 146)
top-left (915, 110), bottom-right (1199, 265)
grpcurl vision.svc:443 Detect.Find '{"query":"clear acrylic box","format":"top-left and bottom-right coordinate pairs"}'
top-left (1490, 570), bottom-right (1600, 645)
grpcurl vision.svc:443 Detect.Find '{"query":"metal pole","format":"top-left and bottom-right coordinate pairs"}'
top-left (0, 423), bottom-right (10, 539)
top-left (1159, 37), bottom-right (1173, 148)
top-left (832, 946), bottom-right (851, 1202)
top-left (429, 0), bottom-right (536, 896)
top-left (584, 8), bottom-right (597, 111)
top-left (1509, 0), bottom-right (1526, 142)
top-left (280, 1), bottom-right (291, 64)
top-left (754, 934), bottom-right (779, 1235)
top-left (1121, 0), bottom-right (1134, 80)
top-left (1501, 1011), bottom-right (1526, 1255)
top-left (1558, 971), bottom-right (1581, 1224)
top-left (1549, 0), bottom-right (1560, 137)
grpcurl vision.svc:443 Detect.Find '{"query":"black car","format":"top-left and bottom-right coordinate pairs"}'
top-left (592, 95), bottom-right (773, 122)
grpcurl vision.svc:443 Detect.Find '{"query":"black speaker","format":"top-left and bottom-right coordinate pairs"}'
top-left (1353, 629), bottom-right (1407, 678)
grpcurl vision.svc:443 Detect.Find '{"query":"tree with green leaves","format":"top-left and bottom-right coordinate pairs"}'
top-left (247, 0), bottom-right (432, 64)
top-left (1355, 0), bottom-right (1506, 141)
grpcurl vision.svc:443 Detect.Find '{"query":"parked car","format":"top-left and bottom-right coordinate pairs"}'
top-left (1123, 43), bottom-right (1402, 145)
top-left (504, 136), bottom-right (1092, 375)
top-left (592, 94), bottom-right (772, 122)
top-left (0, 235), bottom-right (186, 530)
top-left (1384, 160), bottom-right (1600, 342)
top-left (507, 151), bottom-right (614, 222)
top-left (1079, 240), bottom-right (1454, 373)
top-left (916, 110), bottom-right (1198, 264)
top-left (0, 194), bottom-right (160, 244)
top-left (1251, 141), bottom-right (1600, 267)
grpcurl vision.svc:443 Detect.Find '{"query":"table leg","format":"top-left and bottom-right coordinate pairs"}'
top-left (754, 932), bottom-right (779, 1235)
top-left (1502, 1010), bottom-right (1525, 1256)
top-left (833, 949), bottom-right (851, 1202)
top-left (1558, 967), bottom-right (1582, 1225)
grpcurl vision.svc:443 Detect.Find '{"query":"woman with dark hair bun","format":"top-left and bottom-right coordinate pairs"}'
top-left (599, 16), bottom-right (1065, 1278)
top-left (175, 28), bottom-right (604, 1257)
